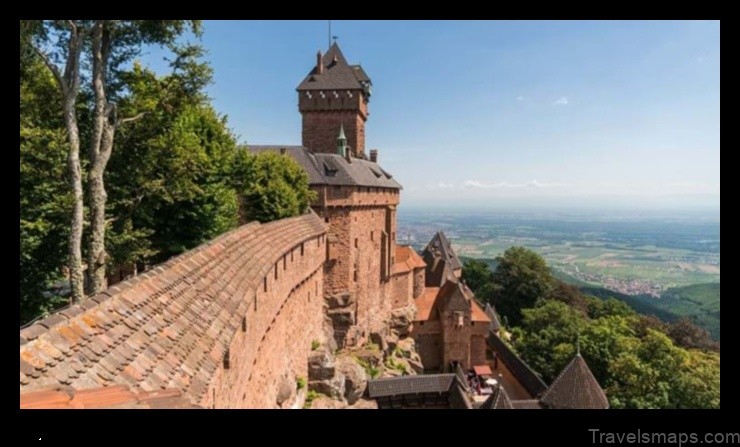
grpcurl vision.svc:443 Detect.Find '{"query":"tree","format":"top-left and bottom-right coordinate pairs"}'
top-left (461, 259), bottom-right (495, 301)
top-left (490, 246), bottom-right (556, 326)
top-left (238, 151), bottom-right (316, 223)
top-left (666, 317), bottom-right (718, 352)
top-left (26, 20), bottom-right (202, 298)
top-left (107, 58), bottom-right (238, 267)
top-left (24, 20), bottom-right (89, 303)
top-left (513, 301), bottom-right (583, 381)
top-left (84, 21), bottom-right (201, 294)
top-left (547, 281), bottom-right (588, 314)
top-left (20, 44), bottom-right (71, 322)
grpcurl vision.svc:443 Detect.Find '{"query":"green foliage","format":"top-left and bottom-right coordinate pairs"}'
top-left (311, 340), bottom-right (320, 351)
top-left (385, 356), bottom-right (408, 375)
top-left (296, 376), bottom-right (306, 390)
top-left (461, 259), bottom-right (494, 300)
top-left (490, 246), bottom-right (556, 326)
top-left (513, 301), bottom-right (584, 381)
top-left (304, 390), bottom-right (321, 409)
top-left (20, 45), bottom-right (71, 323)
top-left (238, 150), bottom-right (316, 223)
top-left (356, 357), bottom-right (381, 379)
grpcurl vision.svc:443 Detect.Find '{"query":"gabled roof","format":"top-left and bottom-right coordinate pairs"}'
top-left (540, 354), bottom-right (609, 409)
top-left (19, 213), bottom-right (327, 405)
top-left (485, 303), bottom-right (502, 331)
top-left (247, 146), bottom-right (402, 190)
top-left (367, 374), bottom-right (456, 398)
top-left (296, 43), bottom-right (370, 92)
top-left (486, 332), bottom-right (548, 398)
top-left (422, 232), bottom-right (462, 272)
top-left (414, 279), bottom-right (490, 323)
top-left (392, 245), bottom-right (427, 275)
top-left (20, 385), bottom-right (201, 409)
top-left (480, 384), bottom-right (514, 409)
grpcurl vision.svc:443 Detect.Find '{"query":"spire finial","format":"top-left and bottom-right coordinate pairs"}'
top-left (576, 334), bottom-right (581, 356)
top-left (328, 20), bottom-right (331, 49)
top-left (337, 124), bottom-right (347, 156)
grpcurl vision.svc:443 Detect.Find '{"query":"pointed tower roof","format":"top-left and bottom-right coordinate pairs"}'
top-left (540, 354), bottom-right (609, 409)
top-left (297, 43), bottom-right (370, 91)
top-left (422, 232), bottom-right (462, 272)
top-left (337, 123), bottom-right (347, 141)
top-left (480, 384), bottom-right (514, 409)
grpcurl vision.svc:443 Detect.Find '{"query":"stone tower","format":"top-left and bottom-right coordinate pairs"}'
top-left (296, 43), bottom-right (372, 158)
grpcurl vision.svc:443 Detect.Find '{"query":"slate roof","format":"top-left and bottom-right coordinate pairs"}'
top-left (247, 146), bottom-right (402, 189)
top-left (367, 374), bottom-right (456, 398)
top-left (540, 354), bottom-right (609, 409)
top-left (20, 385), bottom-right (200, 409)
top-left (19, 212), bottom-right (327, 405)
top-left (422, 232), bottom-right (462, 272)
top-left (480, 384), bottom-right (514, 409)
top-left (296, 43), bottom-right (370, 92)
top-left (486, 332), bottom-right (548, 397)
top-left (511, 399), bottom-right (543, 409)
top-left (485, 303), bottom-right (502, 332)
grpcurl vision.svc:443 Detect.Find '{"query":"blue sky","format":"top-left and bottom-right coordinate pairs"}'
top-left (142, 20), bottom-right (720, 210)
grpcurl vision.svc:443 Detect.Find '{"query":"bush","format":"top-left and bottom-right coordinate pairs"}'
top-left (296, 376), bottom-right (306, 390)
top-left (303, 390), bottom-right (320, 409)
top-left (311, 339), bottom-right (320, 351)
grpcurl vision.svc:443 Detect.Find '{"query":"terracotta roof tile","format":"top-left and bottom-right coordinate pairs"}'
top-left (20, 212), bottom-right (327, 406)
top-left (21, 385), bottom-right (201, 409)
top-left (413, 287), bottom-right (440, 321)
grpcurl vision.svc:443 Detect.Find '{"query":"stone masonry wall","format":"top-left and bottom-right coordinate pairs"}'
top-left (202, 234), bottom-right (326, 409)
top-left (314, 188), bottom-right (399, 347)
top-left (390, 271), bottom-right (413, 309)
top-left (301, 110), bottom-right (366, 157)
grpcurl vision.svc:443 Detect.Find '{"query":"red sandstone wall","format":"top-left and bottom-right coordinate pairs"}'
top-left (390, 271), bottom-right (412, 309)
top-left (413, 268), bottom-right (424, 299)
top-left (299, 93), bottom-right (368, 157)
top-left (314, 188), bottom-right (400, 343)
top-left (301, 111), bottom-right (366, 156)
top-left (201, 234), bottom-right (326, 409)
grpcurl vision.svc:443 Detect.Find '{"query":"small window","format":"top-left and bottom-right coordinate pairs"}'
top-left (354, 270), bottom-right (358, 282)
top-left (223, 349), bottom-right (231, 369)
top-left (301, 243), bottom-right (305, 256)
top-left (275, 264), bottom-right (278, 280)
top-left (242, 317), bottom-right (247, 332)
top-left (371, 231), bottom-right (374, 241)
top-left (263, 277), bottom-right (268, 293)
top-left (354, 238), bottom-right (358, 248)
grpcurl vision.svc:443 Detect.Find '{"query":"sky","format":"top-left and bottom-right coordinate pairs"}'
top-left (142, 20), bottom-right (720, 211)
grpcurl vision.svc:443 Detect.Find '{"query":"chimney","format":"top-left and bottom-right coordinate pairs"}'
top-left (345, 146), bottom-right (352, 163)
top-left (316, 51), bottom-right (323, 75)
top-left (369, 149), bottom-right (378, 163)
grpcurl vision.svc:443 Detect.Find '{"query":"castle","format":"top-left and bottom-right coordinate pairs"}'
top-left (19, 43), bottom-right (606, 409)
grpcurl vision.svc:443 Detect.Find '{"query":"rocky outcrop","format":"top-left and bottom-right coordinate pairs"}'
top-left (308, 349), bottom-right (336, 381)
top-left (275, 374), bottom-right (295, 408)
top-left (325, 292), bottom-right (356, 348)
top-left (389, 306), bottom-right (415, 337)
top-left (305, 346), bottom-right (372, 408)
top-left (336, 357), bottom-right (368, 405)
top-left (309, 373), bottom-right (346, 400)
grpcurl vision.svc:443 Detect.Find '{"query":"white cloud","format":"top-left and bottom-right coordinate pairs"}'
top-left (464, 180), bottom-right (563, 189)
top-left (516, 95), bottom-right (525, 101)
top-left (427, 182), bottom-right (455, 190)
top-left (553, 96), bottom-right (569, 106)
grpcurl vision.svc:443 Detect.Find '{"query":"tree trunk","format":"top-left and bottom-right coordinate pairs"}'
top-left (85, 21), bottom-right (111, 295)
top-left (86, 121), bottom-right (114, 294)
top-left (63, 95), bottom-right (85, 304)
